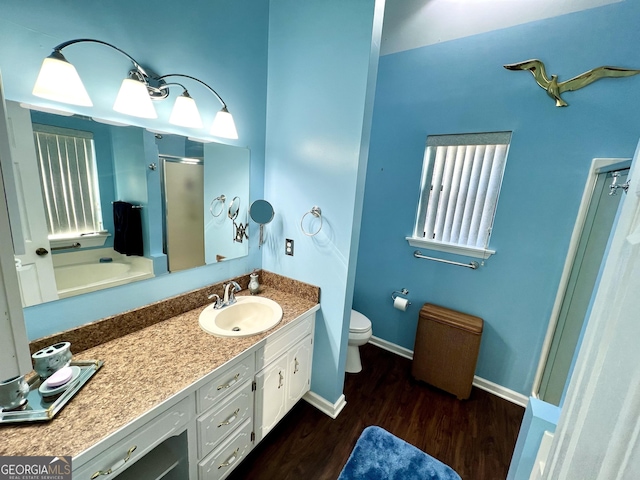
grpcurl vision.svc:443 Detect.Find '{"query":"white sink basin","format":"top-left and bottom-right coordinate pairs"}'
top-left (199, 296), bottom-right (283, 337)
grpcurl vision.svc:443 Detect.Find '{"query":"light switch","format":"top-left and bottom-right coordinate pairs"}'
top-left (285, 239), bottom-right (294, 256)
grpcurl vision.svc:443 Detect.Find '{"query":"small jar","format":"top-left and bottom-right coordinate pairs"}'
top-left (248, 272), bottom-right (260, 295)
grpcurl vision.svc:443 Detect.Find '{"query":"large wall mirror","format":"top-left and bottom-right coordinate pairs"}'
top-left (6, 101), bottom-right (250, 307)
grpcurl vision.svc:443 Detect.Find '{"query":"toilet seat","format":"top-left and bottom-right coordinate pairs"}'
top-left (350, 310), bottom-right (371, 333)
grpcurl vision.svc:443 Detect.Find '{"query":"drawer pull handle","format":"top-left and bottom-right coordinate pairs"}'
top-left (294, 358), bottom-right (299, 374)
top-left (217, 373), bottom-right (240, 390)
top-left (218, 408), bottom-right (240, 427)
top-left (218, 448), bottom-right (240, 469)
top-left (278, 371), bottom-right (284, 389)
top-left (90, 446), bottom-right (137, 479)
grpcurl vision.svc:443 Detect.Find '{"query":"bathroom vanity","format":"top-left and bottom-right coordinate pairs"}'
top-left (0, 275), bottom-right (319, 480)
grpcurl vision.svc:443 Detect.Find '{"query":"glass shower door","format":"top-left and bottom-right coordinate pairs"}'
top-left (162, 157), bottom-right (205, 272)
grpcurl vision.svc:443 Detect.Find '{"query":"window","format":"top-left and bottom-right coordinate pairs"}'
top-left (32, 124), bottom-right (103, 239)
top-left (408, 132), bottom-right (511, 258)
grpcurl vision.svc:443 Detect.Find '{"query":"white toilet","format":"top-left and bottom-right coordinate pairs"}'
top-left (346, 310), bottom-right (373, 373)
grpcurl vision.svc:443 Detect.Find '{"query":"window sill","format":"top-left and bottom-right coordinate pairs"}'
top-left (406, 237), bottom-right (495, 259)
top-left (49, 231), bottom-right (110, 250)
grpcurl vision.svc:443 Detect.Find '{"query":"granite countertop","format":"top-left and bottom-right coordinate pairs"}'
top-left (0, 285), bottom-right (318, 459)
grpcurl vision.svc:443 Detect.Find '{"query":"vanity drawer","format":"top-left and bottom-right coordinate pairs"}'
top-left (197, 379), bottom-right (253, 459)
top-left (197, 352), bottom-right (255, 414)
top-left (261, 312), bottom-right (315, 367)
top-left (73, 395), bottom-right (193, 480)
top-left (198, 418), bottom-right (253, 480)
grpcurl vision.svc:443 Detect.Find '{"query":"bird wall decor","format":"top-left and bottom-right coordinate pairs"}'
top-left (503, 59), bottom-right (640, 107)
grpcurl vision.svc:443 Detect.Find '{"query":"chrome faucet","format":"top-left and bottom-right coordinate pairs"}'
top-left (223, 281), bottom-right (241, 306)
top-left (208, 293), bottom-right (223, 309)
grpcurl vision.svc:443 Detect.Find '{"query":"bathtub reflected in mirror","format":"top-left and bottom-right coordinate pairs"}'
top-left (52, 248), bottom-right (154, 298)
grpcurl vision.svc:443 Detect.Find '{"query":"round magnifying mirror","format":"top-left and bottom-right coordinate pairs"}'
top-left (228, 196), bottom-right (241, 220)
top-left (250, 200), bottom-right (275, 225)
top-left (250, 200), bottom-right (275, 248)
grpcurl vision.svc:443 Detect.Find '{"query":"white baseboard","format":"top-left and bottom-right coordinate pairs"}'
top-left (303, 391), bottom-right (347, 419)
top-left (472, 376), bottom-right (528, 407)
top-left (369, 335), bottom-right (413, 359)
top-left (369, 336), bottom-right (529, 408)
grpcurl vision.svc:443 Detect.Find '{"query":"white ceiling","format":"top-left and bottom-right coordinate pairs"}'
top-left (380, 0), bottom-right (623, 56)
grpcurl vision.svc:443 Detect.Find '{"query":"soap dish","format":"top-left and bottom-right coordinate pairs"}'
top-left (38, 365), bottom-right (82, 399)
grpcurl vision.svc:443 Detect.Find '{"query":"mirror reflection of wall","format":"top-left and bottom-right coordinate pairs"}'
top-left (6, 105), bottom-right (251, 307)
top-left (203, 143), bottom-right (250, 264)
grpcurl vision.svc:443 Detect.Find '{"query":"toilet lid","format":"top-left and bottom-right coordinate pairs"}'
top-left (350, 310), bottom-right (371, 333)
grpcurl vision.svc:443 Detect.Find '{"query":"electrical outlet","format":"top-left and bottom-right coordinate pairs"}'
top-left (285, 238), bottom-right (294, 256)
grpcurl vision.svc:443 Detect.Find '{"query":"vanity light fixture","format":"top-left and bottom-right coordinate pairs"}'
top-left (32, 38), bottom-right (238, 139)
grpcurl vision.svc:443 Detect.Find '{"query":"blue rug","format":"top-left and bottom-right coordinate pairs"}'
top-left (338, 426), bottom-right (461, 480)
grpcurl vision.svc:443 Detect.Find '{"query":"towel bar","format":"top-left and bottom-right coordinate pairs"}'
top-left (413, 250), bottom-right (479, 269)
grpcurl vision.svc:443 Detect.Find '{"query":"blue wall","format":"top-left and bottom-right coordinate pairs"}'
top-left (263, 0), bottom-right (383, 403)
top-left (0, 0), bottom-right (269, 339)
top-left (353, 1), bottom-right (640, 395)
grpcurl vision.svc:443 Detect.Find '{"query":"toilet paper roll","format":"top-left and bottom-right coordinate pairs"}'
top-left (393, 296), bottom-right (409, 311)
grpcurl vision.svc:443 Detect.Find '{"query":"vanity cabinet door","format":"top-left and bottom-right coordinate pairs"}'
top-left (287, 335), bottom-right (313, 410)
top-left (254, 353), bottom-right (288, 442)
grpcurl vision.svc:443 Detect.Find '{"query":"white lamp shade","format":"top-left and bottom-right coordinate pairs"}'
top-left (32, 54), bottom-right (93, 107)
top-left (169, 94), bottom-right (203, 129)
top-left (210, 108), bottom-right (238, 139)
top-left (113, 78), bottom-right (157, 119)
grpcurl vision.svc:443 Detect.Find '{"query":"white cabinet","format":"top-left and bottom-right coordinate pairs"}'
top-left (198, 418), bottom-right (253, 480)
top-left (197, 380), bottom-right (253, 458)
top-left (254, 312), bottom-right (315, 443)
top-left (255, 353), bottom-right (289, 440)
top-left (197, 352), bottom-right (255, 414)
top-left (71, 309), bottom-right (316, 480)
top-left (287, 335), bottom-right (313, 410)
top-left (73, 396), bottom-right (194, 480)
top-left (196, 351), bottom-right (255, 479)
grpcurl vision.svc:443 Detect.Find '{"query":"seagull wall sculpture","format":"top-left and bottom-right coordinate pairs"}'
top-left (503, 59), bottom-right (640, 107)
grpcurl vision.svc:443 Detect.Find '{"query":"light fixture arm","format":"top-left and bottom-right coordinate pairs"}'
top-left (34, 38), bottom-right (239, 138)
top-left (158, 74), bottom-right (227, 109)
top-left (52, 38), bottom-right (149, 78)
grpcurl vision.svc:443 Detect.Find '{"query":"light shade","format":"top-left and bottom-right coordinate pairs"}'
top-left (32, 52), bottom-right (93, 107)
top-left (169, 92), bottom-right (203, 129)
top-left (113, 78), bottom-right (157, 119)
top-left (210, 107), bottom-right (238, 139)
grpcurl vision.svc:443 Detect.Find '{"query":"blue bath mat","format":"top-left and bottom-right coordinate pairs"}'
top-left (338, 426), bottom-right (461, 480)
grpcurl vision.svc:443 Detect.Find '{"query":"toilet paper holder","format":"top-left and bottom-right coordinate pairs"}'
top-left (391, 289), bottom-right (410, 303)
top-left (391, 289), bottom-right (411, 311)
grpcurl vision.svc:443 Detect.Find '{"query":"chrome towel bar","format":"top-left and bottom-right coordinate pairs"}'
top-left (51, 242), bottom-right (81, 251)
top-left (413, 250), bottom-right (479, 270)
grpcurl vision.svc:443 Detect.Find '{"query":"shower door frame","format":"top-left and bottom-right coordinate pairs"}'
top-left (531, 157), bottom-right (630, 400)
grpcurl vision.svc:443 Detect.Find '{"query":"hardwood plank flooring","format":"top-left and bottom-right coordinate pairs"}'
top-left (228, 343), bottom-right (524, 480)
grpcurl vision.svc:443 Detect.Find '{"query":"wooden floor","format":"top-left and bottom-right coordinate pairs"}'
top-left (228, 343), bottom-right (524, 480)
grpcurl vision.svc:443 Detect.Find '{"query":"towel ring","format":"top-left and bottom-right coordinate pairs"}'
top-left (209, 195), bottom-right (226, 217)
top-left (301, 206), bottom-right (322, 237)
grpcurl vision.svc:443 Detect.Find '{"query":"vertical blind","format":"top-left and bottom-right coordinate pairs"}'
top-left (416, 133), bottom-right (510, 250)
top-left (33, 125), bottom-right (102, 237)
